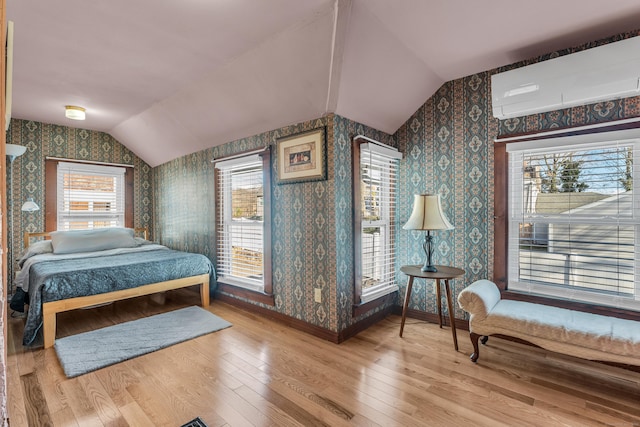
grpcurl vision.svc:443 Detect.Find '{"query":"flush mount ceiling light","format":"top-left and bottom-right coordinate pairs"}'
top-left (65, 105), bottom-right (86, 120)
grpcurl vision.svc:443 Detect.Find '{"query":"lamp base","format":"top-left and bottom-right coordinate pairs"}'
top-left (421, 231), bottom-right (438, 272)
top-left (421, 264), bottom-right (437, 273)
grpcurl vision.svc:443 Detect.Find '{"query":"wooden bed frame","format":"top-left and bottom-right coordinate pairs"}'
top-left (24, 230), bottom-right (210, 348)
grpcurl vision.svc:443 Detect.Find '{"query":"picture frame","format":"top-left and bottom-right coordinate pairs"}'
top-left (276, 127), bottom-right (326, 184)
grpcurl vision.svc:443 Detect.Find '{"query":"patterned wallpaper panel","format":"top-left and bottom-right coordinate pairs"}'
top-left (6, 119), bottom-right (153, 289)
top-left (395, 75), bottom-right (495, 320)
top-left (332, 115), bottom-right (396, 330)
top-left (498, 96), bottom-right (640, 138)
top-left (153, 151), bottom-right (215, 259)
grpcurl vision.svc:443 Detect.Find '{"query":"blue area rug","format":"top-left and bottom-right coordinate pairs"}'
top-left (54, 306), bottom-right (231, 378)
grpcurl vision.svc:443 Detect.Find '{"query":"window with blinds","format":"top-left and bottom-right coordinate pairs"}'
top-left (359, 142), bottom-right (402, 303)
top-left (57, 162), bottom-right (126, 230)
top-left (215, 154), bottom-right (265, 291)
top-left (508, 136), bottom-right (640, 310)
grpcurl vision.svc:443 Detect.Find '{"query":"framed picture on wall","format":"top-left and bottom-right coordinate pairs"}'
top-left (276, 127), bottom-right (326, 184)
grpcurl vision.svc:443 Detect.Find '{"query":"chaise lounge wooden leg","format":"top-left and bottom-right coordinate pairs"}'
top-left (469, 333), bottom-right (490, 362)
top-left (470, 332), bottom-right (481, 362)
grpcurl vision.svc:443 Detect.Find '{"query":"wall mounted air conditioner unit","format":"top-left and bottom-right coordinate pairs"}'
top-left (491, 36), bottom-right (640, 119)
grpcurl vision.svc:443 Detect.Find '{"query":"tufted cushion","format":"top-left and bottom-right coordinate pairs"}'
top-left (480, 300), bottom-right (640, 357)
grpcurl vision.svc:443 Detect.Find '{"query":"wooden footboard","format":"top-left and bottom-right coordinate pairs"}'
top-left (42, 273), bottom-right (210, 348)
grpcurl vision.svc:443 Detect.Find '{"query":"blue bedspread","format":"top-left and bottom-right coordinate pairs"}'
top-left (24, 248), bottom-right (215, 346)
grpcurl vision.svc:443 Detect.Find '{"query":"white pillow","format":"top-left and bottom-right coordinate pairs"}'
top-left (134, 237), bottom-right (153, 246)
top-left (51, 228), bottom-right (136, 254)
top-left (17, 240), bottom-right (53, 267)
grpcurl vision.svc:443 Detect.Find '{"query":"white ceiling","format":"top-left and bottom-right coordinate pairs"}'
top-left (8, 0), bottom-right (640, 167)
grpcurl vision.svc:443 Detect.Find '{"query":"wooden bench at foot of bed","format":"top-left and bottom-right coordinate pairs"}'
top-left (43, 273), bottom-right (210, 348)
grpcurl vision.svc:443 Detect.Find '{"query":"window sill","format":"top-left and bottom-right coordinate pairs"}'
top-left (217, 275), bottom-right (263, 292)
top-left (360, 284), bottom-right (399, 304)
top-left (352, 288), bottom-right (397, 318)
top-left (217, 281), bottom-right (275, 306)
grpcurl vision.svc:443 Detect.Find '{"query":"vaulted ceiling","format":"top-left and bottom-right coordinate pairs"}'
top-left (8, 0), bottom-right (640, 166)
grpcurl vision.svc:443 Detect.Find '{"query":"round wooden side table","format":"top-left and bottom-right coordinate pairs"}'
top-left (399, 265), bottom-right (465, 351)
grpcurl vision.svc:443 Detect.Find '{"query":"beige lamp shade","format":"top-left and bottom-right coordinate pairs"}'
top-left (403, 194), bottom-right (453, 231)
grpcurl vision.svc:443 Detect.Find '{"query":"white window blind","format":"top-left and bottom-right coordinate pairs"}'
top-left (215, 154), bottom-right (264, 291)
top-left (360, 142), bottom-right (402, 302)
top-left (508, 135), bottom-right (640, 310)
top-left (57, 162), bottom-right (125, 230)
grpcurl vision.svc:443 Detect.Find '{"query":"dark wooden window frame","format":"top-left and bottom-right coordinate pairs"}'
top-left (351, 139), bottom-right (398, 317)
top-left (45, 158), bottom-right (134, 232)
top-left (214, 148), bottom-right (274, 306)
top-left (493, 122), bottom-right (640, 321)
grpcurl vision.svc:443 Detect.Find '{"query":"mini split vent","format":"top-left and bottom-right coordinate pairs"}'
top-left (491, 36), bottom-right (640, 119)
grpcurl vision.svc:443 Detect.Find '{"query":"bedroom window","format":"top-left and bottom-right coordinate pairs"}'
top-left (214, 149), bottom-right (272, 297)
top-left (56, 162), bottom-right (127, 230)
top-left (507, 133), bottom-right (640, 311)
top-left (354, 139), bottom-right (402, 305)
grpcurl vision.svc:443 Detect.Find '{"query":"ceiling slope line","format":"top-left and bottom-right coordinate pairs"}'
top-left (325, 0), bottom-right (352, 115)
top-left (109, 101), bottom-right (205, 168)
top-left (108, 3), bottom-right (336, 167)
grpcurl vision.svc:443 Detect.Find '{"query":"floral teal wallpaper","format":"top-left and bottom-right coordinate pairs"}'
top-left (394, 74), bottom-right (495, 320)
top-left (6, 119), bottom-right (154, 287)
top-left (332, 115), bottom-right (396, 329)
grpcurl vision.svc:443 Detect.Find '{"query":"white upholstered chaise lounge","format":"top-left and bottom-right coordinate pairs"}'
top-left (457, 280), bottom-right (640, 366)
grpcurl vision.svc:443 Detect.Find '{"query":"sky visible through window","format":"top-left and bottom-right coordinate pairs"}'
top-left (526, 146), bottom-right (632, 195)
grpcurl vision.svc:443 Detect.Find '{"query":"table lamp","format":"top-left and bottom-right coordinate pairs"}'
top-left (403, 194), bottom-right (453, 272)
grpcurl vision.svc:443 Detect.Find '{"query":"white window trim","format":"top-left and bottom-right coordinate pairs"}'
top-left (507, 129), bottom-right (640, 310)
top-left (358, 141), bottom-right (402, 303)
top-left (56, 161), bottom-right (126, 230)
top-left (215, 155), bottom-right (265, 291)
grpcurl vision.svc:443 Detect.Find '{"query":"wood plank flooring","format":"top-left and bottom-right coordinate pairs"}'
top-left (6, 288), bottom-right (640, 426)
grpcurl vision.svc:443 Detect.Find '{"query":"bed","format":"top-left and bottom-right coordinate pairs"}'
top-left (16, 228), bottom-right (215, 348)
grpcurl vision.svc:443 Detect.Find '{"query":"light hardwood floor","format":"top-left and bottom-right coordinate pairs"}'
top-left (6, 288), bottom-right (640, 426)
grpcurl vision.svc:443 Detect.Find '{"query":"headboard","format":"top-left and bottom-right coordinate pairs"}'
top-left (24, 227), bottom-right (149, 248)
